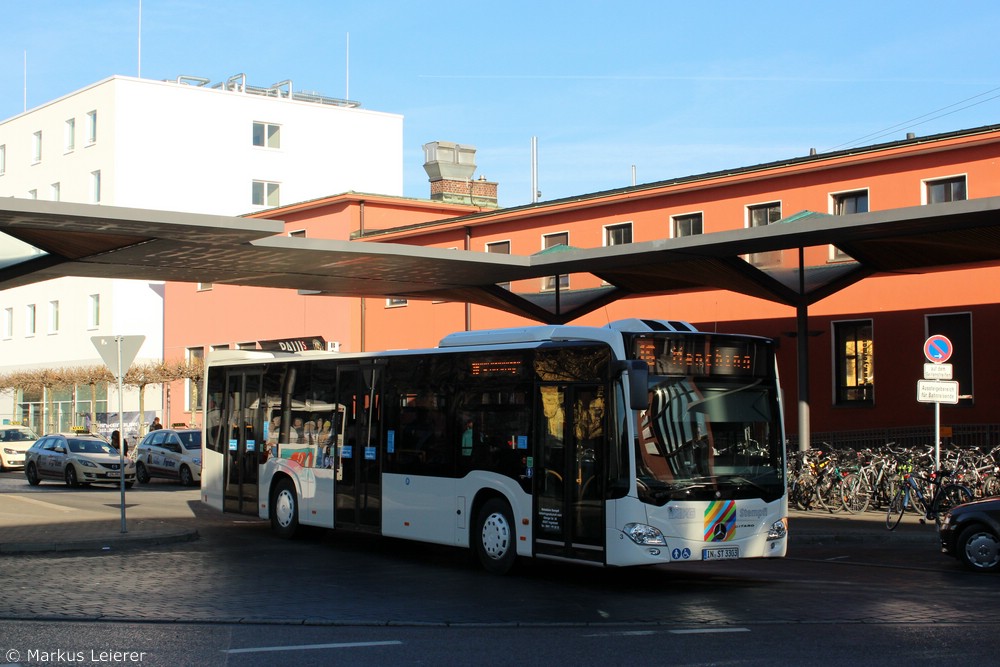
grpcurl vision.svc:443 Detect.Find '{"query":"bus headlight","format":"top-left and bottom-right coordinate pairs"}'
top-left (767, 518), bottom-right (788, 541)
top-left (624, 523), bottom-right (667, 546)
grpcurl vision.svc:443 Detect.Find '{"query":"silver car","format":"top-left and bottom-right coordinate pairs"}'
top-left (0, 425), bottom-right (38, 471)
top-left (24, 433), bottom-right (136, 488)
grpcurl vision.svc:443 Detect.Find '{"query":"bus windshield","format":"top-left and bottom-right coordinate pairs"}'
top-left (636, 376), bottom-right (783, 504)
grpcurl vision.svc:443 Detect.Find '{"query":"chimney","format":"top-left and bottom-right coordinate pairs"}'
top-left (423, 141), bottom-right (498, 208)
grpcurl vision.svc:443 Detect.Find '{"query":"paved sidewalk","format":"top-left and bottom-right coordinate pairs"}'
top-left (0, 484), bottom-right (940, 554)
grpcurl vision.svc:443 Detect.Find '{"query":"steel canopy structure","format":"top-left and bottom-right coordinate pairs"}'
top-left (3, 195), bottom-right (1000, 449)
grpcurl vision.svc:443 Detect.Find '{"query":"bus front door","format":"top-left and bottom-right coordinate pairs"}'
top-left (334, 363), bottom-right (383, 532)
top-left (222, 369), bottom-right (263, 515)
top-left (535, 384), bottom-right (606, 564)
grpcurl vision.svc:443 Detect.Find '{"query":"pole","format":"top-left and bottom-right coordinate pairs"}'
top-left (117, 336), bottom-right (127, 533)
top-left (934, 402), bottom-right (941, 471)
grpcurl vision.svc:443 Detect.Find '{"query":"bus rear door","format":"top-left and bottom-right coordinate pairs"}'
top-left (221, 367), bottom-right (263, 515)
top-left (334, 362), bottom-right (384, 532)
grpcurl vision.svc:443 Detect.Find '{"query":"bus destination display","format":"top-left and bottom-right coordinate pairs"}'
top-left (634, 336), bottom-right (768, 377)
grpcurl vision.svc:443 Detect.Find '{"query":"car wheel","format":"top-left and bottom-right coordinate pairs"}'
top-left (270, 477), bottom-right (299, 539)
top-left (125, 481), bottom-right (134, 489)
top-left (26, 462), bottom-right (41, 486)
top-left (474, 497), bottom-right (517, 574)
top-left (957, 524), bottom-right (1000, 573)
top-left (64, 465), bottom-right (79, 488)
top-left (136, 462), bottom-right (150, 484)
top-left (179, 465), bottom-right (193, 487)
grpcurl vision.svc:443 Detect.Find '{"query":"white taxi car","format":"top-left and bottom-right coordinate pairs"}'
top-left (0, 425), bottom-right (38, 471)
top-left (24, 433), bottom-right (136, 487)
top-left (133, 428), bottom-right (202, 486)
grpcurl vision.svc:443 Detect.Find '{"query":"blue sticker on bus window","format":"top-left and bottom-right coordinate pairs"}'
top-left (246, 440), bottom-right (255, 451)
top-left (387, 430), bottom-right (395, 453)
top-left (342, 445), bottom-right (353, 459)
top-left (365, 446), bottom-right (376, 460)
top-left (516, 435), bottom-right (528, 450)
top-left (229, 439), bottom-right (237, 451)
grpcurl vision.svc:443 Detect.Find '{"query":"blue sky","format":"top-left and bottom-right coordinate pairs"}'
top-left (3, 0), bottom-right (1000, 207)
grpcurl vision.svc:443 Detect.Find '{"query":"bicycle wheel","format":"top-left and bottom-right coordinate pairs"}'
top-left (843, 473), bottom-right (872, 514)
top-left (886, 488), bottom-right (906, 530)
top-left (930, 484), bottom-right (974, 528)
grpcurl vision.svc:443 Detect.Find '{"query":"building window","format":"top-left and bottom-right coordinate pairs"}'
top-left (252, 180), bottom-right (280, 206)
top-left (91, 170), bottom-right (101, 203)
top-left (196, 282), bottom-right (213, 291)
top-left (0, 144), bottom-right (5, 175)
top-left (834, 320), bottom-right (874, 405)
top-left (605, 222), bottom-right (632, 247)
top-left (237, 342), bottom-right (257, 350)
top-left (86, 111), bottom-right (97, 144)
top-left (50, 182), bottom-right (60, 202)
top-left (252, 122), bottom-right (281, 149)
top-left (186, 347), bottom-right (204, 412)
top-left (48, 300), bottom-right (59, 334)
top-left (289, 229), bottom-right (306, 238)
top-left (672, 212), bottom-right (703, 238)
top-left (32, 131), bottom-right (42, 163)
top-left (3, 307), bottom-right (12, 338)
top-left (830, 189), bottom-right (868, 260)
top-left (542, 232), bottom-right (569, 291)
top-left (486, 240), bottom-right (511, 290)
top-left (386, 297), bottom-right (408, 307)
top-left (25, 304), bottom-right (35, 336)
top-left (88, 294), bottom-right (100, 328)
top-left (64, 118), bottom-right (75, 152)
top-left (747, 202), bottom-right (782, 267)
top-left (925, 176), bottom-right (967, 204)
top-left (27, 189), bottom-right (37, 200)
top-left (927, 312), bottom-right (973, 405)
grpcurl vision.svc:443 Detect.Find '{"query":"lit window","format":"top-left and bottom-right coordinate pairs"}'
top-left (834, 320), bottom-right (874, 405)
top-left (88, 294), bottom-right (100, 328)
top-left (605, 222), bottom-right (632, 246)
top-left (542, 232), bottom-right (569, 291)
top-left (91, 170), bottom-right (101, 203)
top-left (672, 213), bottom-right (703, 238)
top-left (86, 111), bottom-right (97, 144)
top-left (252, 122), bottom-right (281, 148)
top-left (926, 176), bottom-right (966, 204)
top-left (252, 181), bottom-right (280, 206)
top-left (32, 131), bottom-right (42, 163)
top-left (746, 202), bottom-right (781, 267)
top-left (64, 118), bottom-right (75, 152)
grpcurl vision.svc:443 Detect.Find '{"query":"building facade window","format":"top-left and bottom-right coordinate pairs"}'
top-left (927, 312), bottom-right (973, 405)
top-left (86, 110), bottom-right (97, 144)
top-left (25, 304), bottom-right (35, 336)
top-left (605, 222), bottom-right (632, 247)
top-left (27, 189), bottom-right (37, 200)
top-left (91, 170), bottom-right (101, 203)
top-left (64, 118), bottom-right (75, 152)
top-left (834, 319), bottom-right (874, 405)
top-left (186, 347), bottom-right (204, 412)
top-left (32, 131), bottom-right (42, 163)
top-left (196, 282), bottom-right (213, 291)
top-left (48, 300), bottom-right (59, 334)
top-left (747, 202), bottom-right (782, 267)
top-left (925, 176), bottom-right (967, 204)
top-left (386, 297), bottom-right (408, 307)
top-left (3, 307), bottom-right (12, 339)
top-left (486, 240), bottom-right (511, 290)
top-left (672, 212), bottom-right (703, 238)
top-left (830, 189), bottom-right (868, 260)
top-left (0, 144), bottom-right (5, 175)
top-left (50, 182), bottom-right (60, 201)
top-left (88, 294), bottom-right (100, 328)
top-left (252, 180), bottom-right (280, 206)
top-left (542, 232), bottom-right (570, 291)
top-left (252, 122), bottom-right (281, 148)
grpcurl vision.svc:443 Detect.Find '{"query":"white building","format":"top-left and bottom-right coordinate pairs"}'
top-left (0, 74), bottom-right (403, 435)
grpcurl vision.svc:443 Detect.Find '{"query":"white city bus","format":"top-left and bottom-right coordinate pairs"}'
top-left (201, 319), bottom-right (788, 574)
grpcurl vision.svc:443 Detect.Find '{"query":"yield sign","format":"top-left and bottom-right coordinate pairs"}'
top-left (92, 335), bottom-right (146, 378)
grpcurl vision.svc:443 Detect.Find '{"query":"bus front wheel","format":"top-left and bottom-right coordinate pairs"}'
top-left (474, 498), bottom-right (517, 574)
top-left (270, 478), bottom-right (299, 539)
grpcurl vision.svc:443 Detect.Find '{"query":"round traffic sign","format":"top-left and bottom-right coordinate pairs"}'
top-left (924, 334), bottom-right (953, 363)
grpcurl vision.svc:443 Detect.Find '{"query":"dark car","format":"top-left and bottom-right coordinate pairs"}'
top-left (939, 496), bottom-right (1000, 573)
top-left (133, 428), bottom-right (202, 486)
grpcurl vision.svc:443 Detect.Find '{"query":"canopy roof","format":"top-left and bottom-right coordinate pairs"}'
top-left (2, 196), bottom-right (1000, 323)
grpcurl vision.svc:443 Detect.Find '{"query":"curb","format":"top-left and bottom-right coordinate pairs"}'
top-left (0, 528), bottom-right (199, 554)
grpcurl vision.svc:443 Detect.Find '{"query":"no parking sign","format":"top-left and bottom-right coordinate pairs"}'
top-left (923, 334), bottom-right (953, 364)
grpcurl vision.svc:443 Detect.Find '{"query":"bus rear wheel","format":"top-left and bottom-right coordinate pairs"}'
top-left (474, 498), bottom-right (516, 574)
top-left (270, 478), bottom-right (299, 539)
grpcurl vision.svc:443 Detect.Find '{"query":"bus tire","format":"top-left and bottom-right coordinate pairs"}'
top-left (474, 498), bottom-right (516, 575)
top-left (270, 478), bottom-right (299, 539)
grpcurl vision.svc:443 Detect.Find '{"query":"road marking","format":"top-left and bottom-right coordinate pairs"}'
top-left (223, 640), bottom-right (402, 655)
top-left (5, 494), bottom-right (77, 512)
top-left (669, 628), bottom-right (751, 635)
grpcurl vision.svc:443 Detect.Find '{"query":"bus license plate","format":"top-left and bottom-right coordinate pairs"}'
top-left (703, 546), bottom-right (739, 560)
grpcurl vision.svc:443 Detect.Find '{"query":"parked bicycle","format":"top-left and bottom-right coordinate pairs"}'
top-left (885, 467), bottom-right (973, 530)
